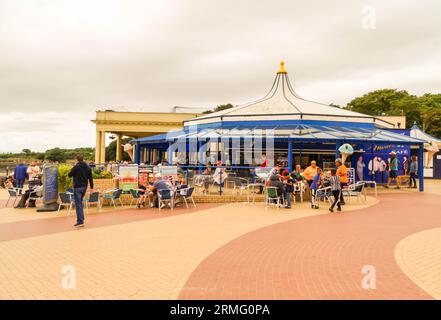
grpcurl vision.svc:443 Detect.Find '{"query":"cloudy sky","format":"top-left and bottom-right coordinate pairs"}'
top-left (0, 0), bottom-right (440, 152)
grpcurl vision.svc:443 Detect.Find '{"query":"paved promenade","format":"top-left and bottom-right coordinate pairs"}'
top-left (0, 181), bottom-right (440, 300)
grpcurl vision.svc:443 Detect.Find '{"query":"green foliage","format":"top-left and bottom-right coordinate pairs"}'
top-left (57, 164), bottom-right (73, 191)
top-left (45, 148), bottom-right (67, 163)
top-left (92, 168), bottom-right (114, 179)
top-left (105, 137), bottom-right (132, 162)
top-left (22, 149), bottom-right (31, 154)
top-left (346, 89), bottom-right (441, 136)
top-left (202, 103), bottom-right (234, 114)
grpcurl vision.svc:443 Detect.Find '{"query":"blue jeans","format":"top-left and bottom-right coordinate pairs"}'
top-left (73, 187), bottom-right (87, 224)
top-left (16, 179), bottom-right (25, 189)
top-left (284, 192), bottom-right (291, 207)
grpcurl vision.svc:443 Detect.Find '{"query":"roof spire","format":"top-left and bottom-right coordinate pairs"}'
top-left (277, 61), bottom-right (287, 74)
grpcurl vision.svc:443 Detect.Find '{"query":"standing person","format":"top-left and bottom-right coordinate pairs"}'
top-left (13, 162), bottom-right (28, 190)
top-left (303, 160), bottom-right (318, 187)
top-left (335, 158), bottom-right (348, 205)
top-left (378, 157), bottom-right (387, 183)
top-left (409, 155), bottom-right (418, 188)
top-left (356, 156), bottom-right (365, 182)
top-left (27, 161), bottom-right (42, 188)
top-left (310, 167), bottom-right (323, 209)
top-left (402, 155), bottom-right (410, 176)
top-left (368, 156), bottom-right (376, 181)
top-left (329, 169), bottom-right (342, 213)
top-left (260, 153), bottom-right (268, 167)
top-left (386, 151), bottom-right (400, 189)
top-left (68, 154), bottom-right (94, 228)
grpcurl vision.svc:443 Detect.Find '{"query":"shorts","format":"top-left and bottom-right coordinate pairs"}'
top-left (389, 171), bottom-right (398, 179)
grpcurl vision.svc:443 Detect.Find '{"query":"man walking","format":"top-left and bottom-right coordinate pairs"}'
top-left (68, 154), bottom-right (94, 227)
top-left (386, 151), bottom-right (400, 189)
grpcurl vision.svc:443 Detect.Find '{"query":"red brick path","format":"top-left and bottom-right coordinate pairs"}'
top-left (179, 193), bottom-right (441, 299)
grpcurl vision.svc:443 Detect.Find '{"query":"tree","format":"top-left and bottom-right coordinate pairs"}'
top-left (22, 149), bottom-right (31, 155)
top-left (44, 148), bottom-right (67, 163)
top-left (105, 137), bottom-right (132, 162)
top-left (202, 103), bottom-right (234, 114)
top-left (346, 89), bottom-right (421, 128)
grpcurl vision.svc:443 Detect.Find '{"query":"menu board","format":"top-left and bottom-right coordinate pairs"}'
top-left (43, 164), bottom-right (58, 204)
top-left (118, 165), bottom-right (139, 191)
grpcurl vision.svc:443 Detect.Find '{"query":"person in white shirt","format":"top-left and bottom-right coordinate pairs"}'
top-left (356, 156), bottom-right (366, 181)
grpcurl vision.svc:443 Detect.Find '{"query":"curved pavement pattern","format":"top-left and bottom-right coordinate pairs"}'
top-left (179, 193), bottom-right (441, 300)
top-left (395, 227), bottom-right (441, 299)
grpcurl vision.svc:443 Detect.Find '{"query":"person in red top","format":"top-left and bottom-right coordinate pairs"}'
top-left (260, 153), bottom-right (268, 167)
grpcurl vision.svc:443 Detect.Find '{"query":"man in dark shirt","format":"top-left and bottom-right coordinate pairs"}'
top-left (68, 154), bottom-right (94, 227)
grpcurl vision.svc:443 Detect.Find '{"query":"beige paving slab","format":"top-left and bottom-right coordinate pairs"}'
top-left (0, 196), bottom-right (378, 299)
top-left (395, 227), bottom-right (441, 300)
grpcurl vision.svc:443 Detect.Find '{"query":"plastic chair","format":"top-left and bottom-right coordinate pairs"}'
top-left (102, 189), bottom-right (123, 209)
top-left (84, 191), bottom-right (101, 213)
top-left (342, 182), bottom-right (366, 203)
top-left (5, 188), bottom-right (20, 207)
top-left (129, 189), bottom-right (142, 208)
top-left (57, 192), bottom-right (73, 216)
top-left (27, 187), bottom-right (43, 208)
top-left (177, 187), bottom-right (196, 208)
top-left (265, 187), bottom-right (283, 208)
top-left (158, 189), bottom-right (173, 211)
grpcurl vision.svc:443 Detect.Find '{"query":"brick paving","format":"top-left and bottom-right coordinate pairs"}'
top-left (179, 193), bottom-right (441, 300)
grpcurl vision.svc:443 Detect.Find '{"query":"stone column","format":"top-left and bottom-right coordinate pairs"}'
top-left (100, 131), bottom-right (106, 164)
top-left (95, 131), bottom-right (101, 164)
top-left (116, 134), bottom-right (122, 162)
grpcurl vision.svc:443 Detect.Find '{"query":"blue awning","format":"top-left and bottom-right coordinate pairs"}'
top-left (131, 125), bottom-right (426, 145)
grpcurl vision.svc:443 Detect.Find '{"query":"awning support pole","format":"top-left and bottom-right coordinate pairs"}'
top-left (418, 143), bottom-right (424, 192)
top-left (288, 140), bottom-right (293, 173)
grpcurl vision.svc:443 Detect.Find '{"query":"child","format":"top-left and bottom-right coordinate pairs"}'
top-left (310, 167), bottom-right (323, 209)
top-left (409, 156), bottom-right (418, 188)
top-left (282, 170), bottom-right (294, 209)
top-left (329, 169), bottom-right (342, 213)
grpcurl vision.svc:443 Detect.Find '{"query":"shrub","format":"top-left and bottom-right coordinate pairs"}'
top-left (92, 168), bottom-right (113, 179)
top-left (58, 164), bottom-right (73, 191)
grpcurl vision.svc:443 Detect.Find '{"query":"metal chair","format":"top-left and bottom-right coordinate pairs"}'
top-left (158, 189), bottom-right (173, 211)
top-left (129, 189), bottom-right (143, 208)
top-left (5, 188), bottom-right (20, 207)
top-left (232, 177), bottom-right (249, 195)
top-left (315, 186), bottom-right (332, 206)
top-left (57, 192), bottom-right (74, 216)
top-left (102, 189), bottom-right (123, 209)
top-left (293, 182), bottom-right (305, 203)
top-left (83, 191), bottom-right (101, 213)
top-left (265, 186), bottom-right (284, 208)
top-left (27, 187), bottom-right (43, 208)
top-left (342, 182), bottom-right (366, 203)
top-left (177, 187), bottom-right (196, 208)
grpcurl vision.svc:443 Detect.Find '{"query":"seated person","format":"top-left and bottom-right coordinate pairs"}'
top-left (291, 165), bottom-right (304, 182)
top-left (15, 183), bottom-right (43, 208)
top-left (147, 174), bottom-right (172, 208)
top-left (213, 161), bottom-right (228, 185)
top-left (4, 176), bottom-right (14, 188)
top-left (269, 173), bottom-right (285, 198)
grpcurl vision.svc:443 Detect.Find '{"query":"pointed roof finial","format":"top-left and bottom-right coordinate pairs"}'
top-left (277, 61), bottom-right (287, 74)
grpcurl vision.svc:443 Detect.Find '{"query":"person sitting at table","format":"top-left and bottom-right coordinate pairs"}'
top-left (201, 163), bottom-right (213, 194)
top-left (4, 176), bottom-right (14, 188)
top-left (148, 174), bottom-right (172, 209)
top-left (14, 182), bottom-right (43, 208)
top-left (213, 160), bottom-right (228, 185)
top-left (269, 173), bottom-right (285, 206)
top-left (291, 164), bottom-right (304, 182)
